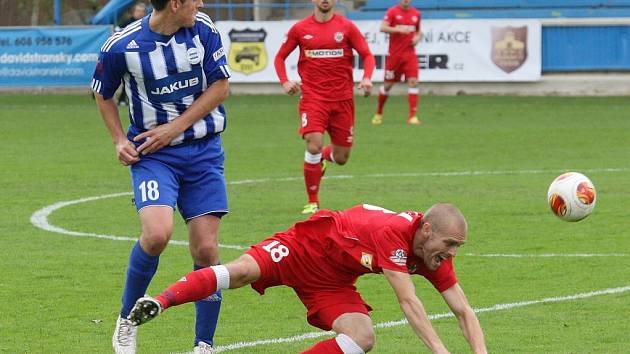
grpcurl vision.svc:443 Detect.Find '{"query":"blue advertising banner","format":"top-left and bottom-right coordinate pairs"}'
top-left (0, 26), bottom-right (111, 88)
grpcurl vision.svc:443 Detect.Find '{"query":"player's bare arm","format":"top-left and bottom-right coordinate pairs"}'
top-left (441, 284), bottom-right (488, 354)
top-left (94, 93), bottom-right (140, 166)
top-left (134, 78), bottom-right (229, 155)
top-left (383, 269), bottom-right (450, 353)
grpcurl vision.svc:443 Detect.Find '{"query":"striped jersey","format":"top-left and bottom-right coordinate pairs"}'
top-left (92, 13), bottom-right (230, 146)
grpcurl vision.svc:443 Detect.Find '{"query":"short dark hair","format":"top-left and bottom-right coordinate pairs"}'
top-left (151, 0), bottom-right (187, 11)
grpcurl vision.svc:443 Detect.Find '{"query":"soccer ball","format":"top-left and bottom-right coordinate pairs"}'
top-left (547, 172), bottom-right (596, 221)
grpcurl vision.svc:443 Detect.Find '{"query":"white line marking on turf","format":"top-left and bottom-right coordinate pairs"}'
top-left (28, 192), bottom-right (247, 250)
top-left (465, 253), bottom-right (628, 257)
top-left (211, 285), bottom-right (630, 353)
top-left (30, 167), bottom-right (630, 251)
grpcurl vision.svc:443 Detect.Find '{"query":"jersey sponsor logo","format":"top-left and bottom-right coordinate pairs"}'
top-left (211, 46), bottom-right (224, 62)
top-left (398, 25), bottom-right (416, 32)
top-left (188, 47), bottom-right (201, 65)
top-left (304, 48), bottom-right (343, 58)
top-left (491, 26), bottom-right (528, 73)
top-left (361, 252), bottom-right (373, 271)
top-left (389, 249), bottom-right (407, 266)
top-left (227, 28), bottom-right (268, 75)
top-left (145, 67), bottom-right (203, 102)
top-left (334, 32), bottom-right (344, 43)
top-left (126, 40), bottom-right (139, 49)
top-left (149, 77), bottom-right (199, 95)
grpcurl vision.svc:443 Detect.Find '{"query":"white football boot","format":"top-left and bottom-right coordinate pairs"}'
top-left (193, 341), bottom-right (214, 354)
top-left (112, 315), bottom-right (137, 353)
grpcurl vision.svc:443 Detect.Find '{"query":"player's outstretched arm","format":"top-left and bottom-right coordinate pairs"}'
top-left (383, 269), bottom-right (450, 353)
top-left (441, 284), bottom-right (487, 354)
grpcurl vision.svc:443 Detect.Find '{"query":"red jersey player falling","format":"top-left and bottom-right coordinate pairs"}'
top-left (372, 0), bottom-right (423, 125)
top-left (274, 0), bottom-right (376, 214)
top-left (129, 203), bottom-right (488, 353)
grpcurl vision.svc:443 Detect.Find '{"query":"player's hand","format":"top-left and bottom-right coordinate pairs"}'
top-left (358, 78), bottom-right (373, 97)
top-left (134, 123), bottom-right (181, 155)
top-left (115, 139), bottom-right (140, 166)
top-left (282, 81), bottom-right (301, 95)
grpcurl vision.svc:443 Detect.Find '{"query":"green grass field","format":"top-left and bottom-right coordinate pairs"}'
top-left (1, 93), bottom-right (629, 353)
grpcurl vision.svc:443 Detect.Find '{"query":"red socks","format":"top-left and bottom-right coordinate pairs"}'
top-left (408, 88), bottom-right (419, 118)
top-left (376, 89), bottom-right (389, 115)
top-left (301, 338), bottom-right (344, 354)
top-left (156, 267), bottom-right (218, 310)
top-left (303, 161), bottom-right (323, 205)
top-left (321, 145), bottom-right (333, 163)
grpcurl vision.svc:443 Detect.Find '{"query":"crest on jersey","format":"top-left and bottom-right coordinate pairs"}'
top-left (360, 252), bottom-right (373, 271)
top-left (334, 32), bottom-right (344, 43)
top-left (491, 26), bottom-right (527, 73)
top-left (389, 249), bottom-right (407, 266)
top-left (228, 28), bottom-right (268, 75)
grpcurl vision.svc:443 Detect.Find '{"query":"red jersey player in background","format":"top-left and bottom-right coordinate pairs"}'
top-left (372, 0), bottom-right (423, 125)
top-left (129, 203), bottom-right (488, 354)
top-left (274, 0), bottom-right (376, 214)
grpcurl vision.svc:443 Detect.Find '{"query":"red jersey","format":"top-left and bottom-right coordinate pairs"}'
top-left (383, 4), bottom-right (421, 56)
top-left (293, 204), bottom-right (458, 292)
top-left (274, 14), bottom-right (375, 102)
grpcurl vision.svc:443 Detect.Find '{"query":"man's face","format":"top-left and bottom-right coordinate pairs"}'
top-left (413, 223), bottom-right (466, 271)
top-left (400, 0), bottom-right (411, 8)
top-left (312, 0), bottom-right (336, 13)
top-left (175, 0), bottom-right (203, 28)
top-left (133, 6), bottom-right (146, 19)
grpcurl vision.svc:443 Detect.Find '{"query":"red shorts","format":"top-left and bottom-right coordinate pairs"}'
top-left (298, 98), bottom-right (355, 147)
top-left (384, 53), bottom-right (419, 82)
top-left (245, 223), bottom-right (372, 330)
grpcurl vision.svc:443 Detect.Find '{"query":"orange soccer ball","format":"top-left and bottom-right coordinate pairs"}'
top-left (547, 172), bottom-right (596, 222)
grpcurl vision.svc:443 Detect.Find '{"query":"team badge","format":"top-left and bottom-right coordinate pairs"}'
top-left (389, 249), bottom-right (407, 266)
top-left (228, 28), bottom-right (268, 75)
top-left (360, 252), bottom-right (373, 271)
top-left (491, 26), bottom-right (528, 73)
top-left (411, 16), bottom-right (418, 23)
top-left (334, 32), bottom-right (344, 43)
top-left (187, 47), bottom-right (201, 65)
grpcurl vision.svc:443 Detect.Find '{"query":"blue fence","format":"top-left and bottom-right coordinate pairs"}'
top-left (543, 25), bottom-right (630, 71)
top-left (350, 0), bottom-right (630, 19)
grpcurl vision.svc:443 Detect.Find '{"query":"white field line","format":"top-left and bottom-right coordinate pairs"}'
top-left (466, 253), bottom-right (628, 257)
top-left (28, 195), bottom-right (629, 257)
top-left (210, 285), bottom-right (630, 353)
top-left (30, 167), bottom-right (630, 252)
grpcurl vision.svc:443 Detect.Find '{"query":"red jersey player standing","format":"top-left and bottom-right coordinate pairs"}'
top-left (372, 0), bottom-right (422, 125)
top-left (129, 203), bottom-right (488, 354)
top-left (274, 0), bottom-right (376, 214)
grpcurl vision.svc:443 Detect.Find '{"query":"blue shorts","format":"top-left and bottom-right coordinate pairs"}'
top-left (129, 136), bottom-right (228, 221)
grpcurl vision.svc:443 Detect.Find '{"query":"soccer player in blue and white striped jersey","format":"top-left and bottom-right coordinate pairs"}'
top-left (92, 1), bottom-right (229, 353)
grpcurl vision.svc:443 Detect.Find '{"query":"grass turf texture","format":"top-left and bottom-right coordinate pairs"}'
top-left (1, 93), bottom-right (629, 353)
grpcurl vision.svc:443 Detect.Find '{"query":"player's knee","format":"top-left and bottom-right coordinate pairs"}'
top-left (190, 242), bottom-right (220, 266)
top-left (140, 227), bottom-right (172, 255)
top-left (356, 329), bottom-right (375, 352)
top-left (334, 152), bottom-right (350, 165)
